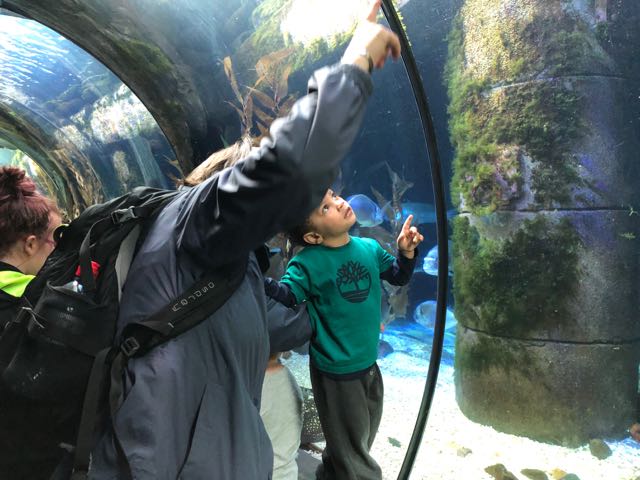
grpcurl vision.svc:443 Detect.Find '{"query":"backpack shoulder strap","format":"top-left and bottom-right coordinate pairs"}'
top-left (70, 257), bottom-right (248, 478)
top-left (118, 258), bottom-right (248, 362)
top-left (76, 193), bottom-right (174, 294)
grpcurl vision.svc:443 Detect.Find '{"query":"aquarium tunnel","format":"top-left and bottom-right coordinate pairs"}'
top-left (0, 0), bottom-right (638, 479)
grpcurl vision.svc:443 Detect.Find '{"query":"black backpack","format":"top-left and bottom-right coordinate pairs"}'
top-left (0, 186), bottom-right (247, 479)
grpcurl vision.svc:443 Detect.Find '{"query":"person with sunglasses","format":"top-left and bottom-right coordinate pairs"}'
top-left (0, 165), bottom-right (61, 327)
top-left (0, 165), bottom-right (64, 480)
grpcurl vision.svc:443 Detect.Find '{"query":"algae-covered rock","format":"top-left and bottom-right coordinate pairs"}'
top-left (521, 469), bottom-right (549, 480)
top-left (588, 438), bottom-right (612, 459)
top-left (449, 0), bottom-right (640, 446)
top-left (485, 463), bottom-right (519, 480)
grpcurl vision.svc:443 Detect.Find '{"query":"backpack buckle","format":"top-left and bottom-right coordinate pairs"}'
top-left (111, 207), bottom-right (138, 224)
top-left (120, 336), bottom-right (140, 357)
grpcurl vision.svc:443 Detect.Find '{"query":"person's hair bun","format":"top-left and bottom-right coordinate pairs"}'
top-left (0, 166), bottom-right (37, 202)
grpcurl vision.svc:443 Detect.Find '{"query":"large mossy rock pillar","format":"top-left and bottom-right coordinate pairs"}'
top-left (447, 0), bottom-right (640, 446)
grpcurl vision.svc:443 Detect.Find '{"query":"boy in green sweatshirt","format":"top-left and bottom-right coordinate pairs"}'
top-left (265, 188), bottom-right (423, 479)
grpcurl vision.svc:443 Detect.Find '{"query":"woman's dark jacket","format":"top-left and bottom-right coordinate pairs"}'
top-left (0, 262), bottom-right (67, 479)
top-left (88, 63), bottom-right (373, 480)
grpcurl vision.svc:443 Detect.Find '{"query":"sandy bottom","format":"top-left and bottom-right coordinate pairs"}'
top-left (283, 348), bottom-right (640, 480)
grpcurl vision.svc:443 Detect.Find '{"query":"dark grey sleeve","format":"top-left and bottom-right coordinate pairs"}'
top-left (380, 250), bottom-right (418, 286)
top-left (264, 277), bottom-right (297, 308)
top-left (266, 298), bottom-right (312, 354)
top-left (175, 64), bottom-right (373, 268)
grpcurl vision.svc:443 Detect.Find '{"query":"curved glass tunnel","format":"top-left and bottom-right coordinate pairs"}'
top-left (0, 11), bottom-right (177, 218)
top-left (1, 1), bottom-right (639, 479)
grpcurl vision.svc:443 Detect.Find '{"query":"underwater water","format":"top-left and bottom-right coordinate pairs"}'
top-left (1, 0), bottom-right (639, 478)
top-left (285, 318), bottom-right (640, 480)
top-left (275, 0), bottom-right (640, 477)
top-left (0, 13), bottom-right (177, 216)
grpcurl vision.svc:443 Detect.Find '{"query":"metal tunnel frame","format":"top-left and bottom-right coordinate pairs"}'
top-left (379, 2), bottom-right (450, 478)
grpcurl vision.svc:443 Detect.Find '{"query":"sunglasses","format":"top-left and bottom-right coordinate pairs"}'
top-left (52, 223), bottom-right (69, 244)
top-left (43, 223), bottom-right (69, 248)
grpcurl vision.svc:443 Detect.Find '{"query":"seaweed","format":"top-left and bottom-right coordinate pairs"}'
top-left (452, 215), bottom-right (582, 337)
top-left (223, 49), bottom-right (298, 140)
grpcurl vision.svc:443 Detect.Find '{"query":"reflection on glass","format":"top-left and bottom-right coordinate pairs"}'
top-left (0, 14), bottom-right (177, 216)
top-left (0, 147), bottom-right (59, 201)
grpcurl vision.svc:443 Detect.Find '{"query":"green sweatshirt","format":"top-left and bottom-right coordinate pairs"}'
top-left (281, 236), bottom-right (394, 374)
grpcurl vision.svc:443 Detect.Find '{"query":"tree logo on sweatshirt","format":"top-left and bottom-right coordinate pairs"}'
top-left (336, 261), bottom-right (371, 303)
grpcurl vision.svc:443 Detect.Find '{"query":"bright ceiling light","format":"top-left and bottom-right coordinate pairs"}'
top-left (280, 0), bottom-right (369, 46)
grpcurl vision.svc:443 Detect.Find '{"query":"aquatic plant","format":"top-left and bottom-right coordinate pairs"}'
top-left (49, 146), bottom-right (104, 216)
top-left (448, 0), bottom-right (640, 448)
top-left (223, 49), bottom-right (298, 140)
top-left (111, 150), bottom-right (137, 190)
top-left (0, 107), bottom-right (103, 216)
top-left (452, 215), bottom-right (582, 337)
top-left (9, 150), bottom-right (60, 205)
top-left (366, 164), bottom-right (416, 325)
top-left (234, 0), bottom-right (354, 76)
top-left (111, 38), bottom-right (174, 81)
top-left (165, 156), bottom-right (185, 185)
top-left (443, 2), bottom-right (616, 213)
top-left (454, 329), bottom-right (534, 379)
top-left (370, 164), bottom-right (414, 234)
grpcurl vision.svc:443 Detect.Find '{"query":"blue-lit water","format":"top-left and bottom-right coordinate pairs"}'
top-left (0, 15), bottom-right (176, 205)
top-left (381, 316), bottom-right (457, 367)
top-left (1, 0), bottom-right (638, 478)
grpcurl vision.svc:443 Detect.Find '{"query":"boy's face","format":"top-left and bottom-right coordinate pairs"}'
top-left (306, 189), bottom-right (356, 244)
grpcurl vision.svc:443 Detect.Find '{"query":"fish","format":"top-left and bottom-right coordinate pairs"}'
top-left (370, 164), bottom-right (414, 232)
top-left (353, 194), bottom-right (457, 228)
top-left (413, 300), bottom-right (457, 330)
top-left (361, 224), bottom-right (397, 256)
top-left (388, 437), bottom-right (402, 448)
top-left (377, 339), bottom-right (394, 358)
top-left (346, 193), bottom-right (386, 227)
top-left (382, 282), bottom-right (410, 323)
top-left (300, 386), bottom-right (324, 444)
top-left (422, 241), bottom-right (454, 276)
top-left (391, 202), bottom-right (458, 225)
top-left (485, 464), bottom-right (518, 480)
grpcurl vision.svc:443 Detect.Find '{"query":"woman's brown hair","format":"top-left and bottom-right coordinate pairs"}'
top-left (0, 166), bottom-right (59, 256)
top-left (181, 135), bottom-right (255, 187)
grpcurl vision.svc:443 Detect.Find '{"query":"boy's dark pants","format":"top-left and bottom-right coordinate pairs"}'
top-left (310, 362), bottom-right (384, 480)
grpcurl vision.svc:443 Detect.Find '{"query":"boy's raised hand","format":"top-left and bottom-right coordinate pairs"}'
top-left (396, 214), bottom-right (424, 259)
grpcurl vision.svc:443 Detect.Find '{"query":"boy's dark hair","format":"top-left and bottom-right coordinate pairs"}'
top-left (286, 218), bottom-right (315, 247)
